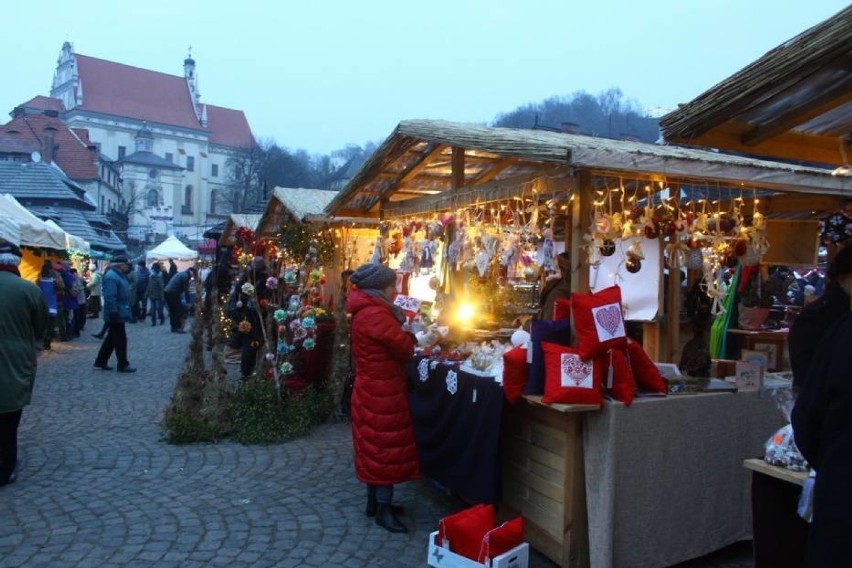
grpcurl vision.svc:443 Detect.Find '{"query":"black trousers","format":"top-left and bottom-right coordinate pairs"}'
top-left (164, 291), bottom-right (184, 331)
top-left (241, 339), bottom-right (259, 378)
top-left (0, 409), bottom-right (23, 483)
top-left (94, 321), bottom-right (129, 368)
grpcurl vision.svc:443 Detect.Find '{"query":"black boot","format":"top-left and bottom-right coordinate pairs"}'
top-left (375, 503), bottom-right (407, 533)
top-left (366, 495), bottom-right (405, 517)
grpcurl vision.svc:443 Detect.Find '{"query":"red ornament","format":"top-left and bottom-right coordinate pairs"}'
top-left (319, 275), bottom-right (327, 285)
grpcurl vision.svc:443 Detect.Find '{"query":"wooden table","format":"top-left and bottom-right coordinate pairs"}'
top-left (501, 395), bottom-right (598, 568)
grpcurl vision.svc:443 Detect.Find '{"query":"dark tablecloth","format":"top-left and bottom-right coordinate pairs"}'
top-left (407, 356), bottom-right (503, 504)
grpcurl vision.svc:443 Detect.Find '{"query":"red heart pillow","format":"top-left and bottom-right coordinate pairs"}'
top-left (502, 347), bottom-right (528, 404)
top-left (626, 338), bottom-right (667, 394)
top-left (438, 504), bottom-right (495, 561)
top-left (477, 516), bottom-right (524, 563)
top-left (600, 348), bottom-right (635, 406)
top-left (572, 285), bottom-right (627, 360)
top-left (553, 298), bottom-right (572, 321)
top-left (541, 342), bottom-right (603, 407)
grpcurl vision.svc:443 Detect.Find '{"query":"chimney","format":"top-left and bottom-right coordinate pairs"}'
top-left (42, 127), bottom-right (57, 164)
top-left (560, 122), bottom-right (580, 135)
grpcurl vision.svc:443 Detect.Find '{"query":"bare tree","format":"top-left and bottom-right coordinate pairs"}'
top-left (222, 143), bottom-right (266, 213)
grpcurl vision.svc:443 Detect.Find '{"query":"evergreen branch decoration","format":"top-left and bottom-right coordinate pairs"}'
top-left (277, 223), bottom-right (335, 265)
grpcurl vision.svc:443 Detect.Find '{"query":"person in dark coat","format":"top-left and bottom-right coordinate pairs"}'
top-left (37, 262), bottom-right (59, 350)
top-left (165, 259), bottom-right (178, 286)
top-left (0, 242), bottom-right (48, 487)
top-left (93, 255), bottom-right (136, 373)
top-left (146, 263), bottom-right (165, 326)
top-left (346, 263), bottom-right (418, 534)
top-left (163, 267), bottom-right (196, 333)
top-left (226, 258), bottom-right (269, 378)
top-left (537, 252), bottom-right (571, 321)
top-left (789, 245), bottom-right (852, 391)
top-left (792, 253), bottom-right (852, 566)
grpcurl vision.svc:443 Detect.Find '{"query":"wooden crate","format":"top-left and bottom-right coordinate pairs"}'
top-left (501, 396), bottom-right (597, 568)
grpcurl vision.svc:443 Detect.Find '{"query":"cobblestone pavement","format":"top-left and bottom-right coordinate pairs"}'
top-left (0, 318), bottom-right (752, 567)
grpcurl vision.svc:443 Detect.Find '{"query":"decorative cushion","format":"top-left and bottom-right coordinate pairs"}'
top-left (541, 342), bottom-right (604, 407)
top-left (553, 298), bottom-right (572, 321)
top-left (601, 348), bottom-right (635, 406)
top-left (438, 504), bottom-right (496, 561)
top-left (572, 285), bottom-right (627, 360)
top-left (626, 338), bottom-right (667, 394)
top-left (527, 319), bottom-right (572, 395)
top-left (502, 347), bottom-right (529, 404)
top-left (477, 516), bottom-right (524, 563)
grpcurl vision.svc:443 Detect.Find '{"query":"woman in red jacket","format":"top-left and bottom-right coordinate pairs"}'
top-left (346, 263), bottom-right (419, 533)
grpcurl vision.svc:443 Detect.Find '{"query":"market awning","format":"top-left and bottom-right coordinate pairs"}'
top-left (325, 119), bottom-right (851, 219)
top-left (659, 5), bottom-right (851, 169)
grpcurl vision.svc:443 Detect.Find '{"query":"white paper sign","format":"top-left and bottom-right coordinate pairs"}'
top-left (590, 238), bottom-right (661, 321)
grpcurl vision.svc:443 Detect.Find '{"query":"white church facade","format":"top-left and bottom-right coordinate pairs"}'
top-left (49, 41), bottom-right (255, 244)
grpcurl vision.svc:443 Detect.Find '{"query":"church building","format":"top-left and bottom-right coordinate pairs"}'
top-left (49, 41), bottom-right (256, 244)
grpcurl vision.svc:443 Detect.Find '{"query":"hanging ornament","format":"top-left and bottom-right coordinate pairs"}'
top-left (599, 239), bottom-right (616, 257)
top-left (475, 250), bottom-right (491, 277)
top-left (625, 255), bottom-right (642, 273)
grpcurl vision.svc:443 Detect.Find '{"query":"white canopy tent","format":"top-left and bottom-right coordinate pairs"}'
top-left (44, 219), bottom-right (90, 253)
top-left (146, 235), bottom-right (198, 272)
top-left (0, 194), bottom-right (66, 250)
top-left (0, 210), bottom-right (19, 246)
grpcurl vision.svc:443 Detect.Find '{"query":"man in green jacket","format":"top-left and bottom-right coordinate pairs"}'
top-left (0, 241), bottom-right (48, 487)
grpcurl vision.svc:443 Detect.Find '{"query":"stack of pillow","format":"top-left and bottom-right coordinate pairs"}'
top-left (502, 285), bottom-right (666, 407)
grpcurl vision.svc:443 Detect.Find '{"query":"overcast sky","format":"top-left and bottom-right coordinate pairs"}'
top-left (1, 0), bottom-right (846, 155)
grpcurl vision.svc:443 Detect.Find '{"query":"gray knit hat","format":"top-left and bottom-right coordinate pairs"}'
top-left (350, 263), bottom-right (397, 290)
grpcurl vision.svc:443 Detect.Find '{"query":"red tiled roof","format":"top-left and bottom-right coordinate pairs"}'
top-left (20, 96), bottom-right (66, 113)
top-left (75, 54), bottom-right (254, 148)
top-left (0, 114), bottom-right (98, 180)
top-left (76, 54), bottom-right (201, 130)
top-left (206, 105), bottom-right (254, 148)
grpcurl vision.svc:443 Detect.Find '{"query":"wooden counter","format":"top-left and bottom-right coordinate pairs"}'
top-left (501, 395), bottom-right (598, 568)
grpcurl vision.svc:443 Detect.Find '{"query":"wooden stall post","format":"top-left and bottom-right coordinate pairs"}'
top-left (570, 171), bottom-right (592, 294)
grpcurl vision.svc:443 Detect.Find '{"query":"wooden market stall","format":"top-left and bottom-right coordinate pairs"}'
top-left (324, 119), bottom-right (850, 567)
top-left (255, 186), bottom-right (379, 308)
top-left (217, 213), bottom-right (264, 248)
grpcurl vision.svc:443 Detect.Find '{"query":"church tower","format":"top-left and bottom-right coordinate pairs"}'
top-left (50, 41), bottom-right (81, 110)
top-left (183, 47), bottom-right (206, 126)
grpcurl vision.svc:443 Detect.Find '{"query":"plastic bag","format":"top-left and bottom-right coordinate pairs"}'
top-left (764, 389), bottom-right (809, 471)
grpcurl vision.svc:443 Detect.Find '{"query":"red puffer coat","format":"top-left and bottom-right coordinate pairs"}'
top-left (346, 288), bottom-right (419, 485)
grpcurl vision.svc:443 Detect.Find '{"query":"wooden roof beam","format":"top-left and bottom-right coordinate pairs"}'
top-left (399, 143), bottom-right (449, 183)
top-left (741, 81), bottom-right (852, 146)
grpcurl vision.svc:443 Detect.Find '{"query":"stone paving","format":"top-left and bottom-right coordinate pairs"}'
top-left (0, 317), bottom-right (752, 567)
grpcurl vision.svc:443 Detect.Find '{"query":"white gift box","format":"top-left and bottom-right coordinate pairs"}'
top-left (427, 530), bottom-right (529, 568)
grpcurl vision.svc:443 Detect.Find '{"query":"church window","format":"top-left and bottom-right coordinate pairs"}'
top-left (147, 189), bottom-right (158, 207)
top-left (187, 156), bottom-right (195, 171)
top-left (118, 146), bottom-right (126, 160)
top-left (210, 190), bottom-right (218, 214)
top-left (211, 164), bottom-right (218, 177)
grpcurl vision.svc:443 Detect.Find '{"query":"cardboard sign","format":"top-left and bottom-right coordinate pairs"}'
top-left (394, 294), bottom-right (422, 313)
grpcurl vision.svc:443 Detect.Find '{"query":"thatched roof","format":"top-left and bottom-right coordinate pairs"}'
top-left (255, 187), bottom-right (339, 240)
top-left (660, 5), bottom-right (851, 167)
top-left (325, 119), bottom-right (850, 218)
top-left (218, 213), bottom-right (262, 246)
